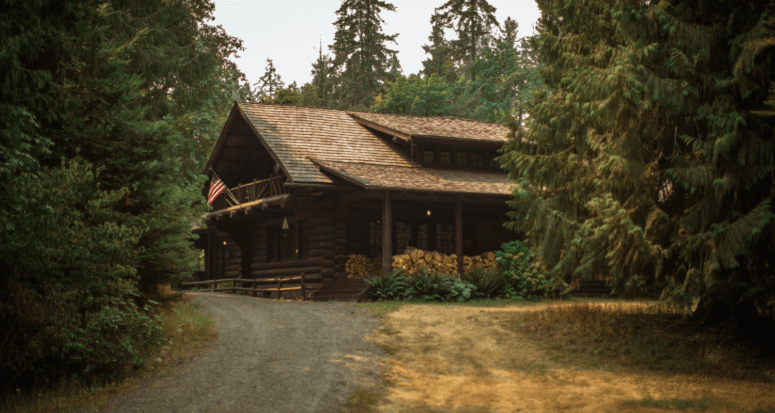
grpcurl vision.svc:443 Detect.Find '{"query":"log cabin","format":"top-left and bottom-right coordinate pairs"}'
top-left (191, 102), bottom-right (518, 300)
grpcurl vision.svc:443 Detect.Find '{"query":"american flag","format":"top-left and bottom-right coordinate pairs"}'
top-left (207, 176), bottom-right (226, 205)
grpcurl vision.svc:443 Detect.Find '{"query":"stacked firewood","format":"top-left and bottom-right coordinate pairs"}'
top-left (462, 251), bottom-right (498, 272)
top-left (391, 248), bottom-right (498, 276)
top-left (345, 254), bottom-right (381, 279)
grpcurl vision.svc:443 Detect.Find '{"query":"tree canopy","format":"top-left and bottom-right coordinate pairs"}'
top-left (0, 0), bottom-right (244, 392)
top-left (373, 16), bottom-right (540, 124)
top-left (501, 0), bottom-right (775, 334)
top-left (330, 0), bottom-right (401, 109)
top-left (435, 0), bottom-right (499, 80)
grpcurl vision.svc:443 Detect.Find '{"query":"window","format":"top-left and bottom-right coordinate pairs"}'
top-left (210, 243), bottom-right (225, 279)
top-left (369, 221), bottom-right (382, 258)
top-left (439, 149), bottom-right (452, 166)
top-left (417, 224), bottom-right (428, 250)
top-left (456, 152), bottom-right (468, 168)
top-left (488, 150), bottom-right (500, 170)
top-left (423, 150), bottom-right (435, 165)
top-left (436, 223), bottom-right (454, 255)
top-left (395, 222), bottom-right (412, 254)
top-left (267, 220), bottom-right (308, 262)
top-left (471, 152), bottom-right (484, 168)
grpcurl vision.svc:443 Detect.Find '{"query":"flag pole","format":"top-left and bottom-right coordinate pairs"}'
top-left (209, 168), bottom-right (241, 206)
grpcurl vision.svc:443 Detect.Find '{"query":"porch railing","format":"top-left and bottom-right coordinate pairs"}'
top-left (211, 176), bottom-right (287, 211)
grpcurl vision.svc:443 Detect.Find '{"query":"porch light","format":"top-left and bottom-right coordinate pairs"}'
top-left (223, 241), bottom-right (226, 245)
top-left (427, 210), bottom-right (431, 216)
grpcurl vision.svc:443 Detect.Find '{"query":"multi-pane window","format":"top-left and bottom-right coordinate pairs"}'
top-left (455, 152), bottom-right (468, 167)
top-left (439, 149), bottom-right (452, 166)
top-left (436, 223), bottom-right (454, 255)
top-left (417, 224), bottom-right (428, 250)
top-left (267, 220), bottom-right (308, 262)
top-left (395, 222), bottom-right (412, 254)
top-left (423, 150), bottom-right (435, 165)
top-left (420, 146), bottom-right (499, 171)
top-left (471, 152), bottom-right (484, 168)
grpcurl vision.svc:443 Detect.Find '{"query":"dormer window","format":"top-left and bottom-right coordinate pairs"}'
top-left (423, 150), bottom-right (435, 164)
top-left (419, 144), bottom-right (501, 171)
top-left (456, 152), bottom-right (468, 168)
top-left (471, 152), bottom-right (484, 168)
top-left (438, 149), bottom-right (452, 166)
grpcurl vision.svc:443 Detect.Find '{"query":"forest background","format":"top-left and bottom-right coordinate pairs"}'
top-left (1, 0), bottom-right (773, 399)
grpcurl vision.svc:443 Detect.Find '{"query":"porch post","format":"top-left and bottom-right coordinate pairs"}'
top-left (455, 201), bottom-right (463, 276)
top-left (205, 230), bottom-right (211, 280)
top-left (382, 190), bottom-right (392, 274)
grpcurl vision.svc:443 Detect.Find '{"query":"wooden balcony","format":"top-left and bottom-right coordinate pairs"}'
top-left (211, 176), bottom-right (288, 211)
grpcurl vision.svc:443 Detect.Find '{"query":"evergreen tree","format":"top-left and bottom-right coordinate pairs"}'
top-left (255, 58), bottom-right (286, 100)
top-left (310, 41), bottom-right (337, 107)
top-left (0, 0), bottom-right (243, 391)
top-left (330, 0), bottom-right (400, 109)
top-left (420, 11), bottom-right (457, 82)
top-left (501, 0), bottom-right (775, 336)
top-left (435, 0), bottom-right (499, 80)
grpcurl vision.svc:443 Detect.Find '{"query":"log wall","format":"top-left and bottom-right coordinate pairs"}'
top-left (334, 201), bottom-right (348, 279)
top-left (306, 199), bottom-right (337, 284)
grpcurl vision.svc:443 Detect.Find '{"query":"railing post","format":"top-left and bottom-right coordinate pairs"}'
top-left (212, 279), bottom-right (216, 292)
top-left (252, 278), bottom-right (257, 297)
top-left (278, 277), bottom-right (283, 299)
top-left (232, 278), bottom-right (236, 294)
top-left (301, 273), bottom-right (306, 300)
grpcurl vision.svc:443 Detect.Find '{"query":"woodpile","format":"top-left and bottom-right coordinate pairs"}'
top-left (345, 254), bottom-right (381, 279)
top-left (346, 250), bottom-right (499, 278)
top-left (391, 248), bottom-right (498, 276)
top-left (463, 251), bottom-right (498, 272)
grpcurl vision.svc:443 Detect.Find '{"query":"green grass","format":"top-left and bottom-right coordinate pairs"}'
top-left (0, 293), bottom-right (217, 413)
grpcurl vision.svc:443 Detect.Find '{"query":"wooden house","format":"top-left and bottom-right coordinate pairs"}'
top-left (191, 103), bottom-right (517, 300)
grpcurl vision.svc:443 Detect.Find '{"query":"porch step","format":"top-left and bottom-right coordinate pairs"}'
top-left (308, 279), bottom-right (370, 302)
top-left (572, 281), bottom-right (612, 297)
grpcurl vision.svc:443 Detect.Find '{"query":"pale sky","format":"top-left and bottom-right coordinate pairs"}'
top-left (210, 0), bottom-right (542, 87)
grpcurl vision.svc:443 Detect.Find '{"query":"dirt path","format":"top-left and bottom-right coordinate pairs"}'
top-left (367, 303), bottom-right (775, 413)
top-left (100, 292), bottom-right (385, 413)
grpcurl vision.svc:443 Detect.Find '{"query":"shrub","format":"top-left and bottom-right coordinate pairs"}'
top-left (463, 265), bottom-right (506, 299)
top-left (365, 269), bottom-right (411, 301)
top-left (404, 267), bottom-right (453, 302)
top-left (495, 240), bottom-right (569, 299)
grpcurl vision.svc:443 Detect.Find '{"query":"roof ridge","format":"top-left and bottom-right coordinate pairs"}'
top-left (236, 102), bottom-right (509, 128)
top-left (237, 101), bottom-right (348, 113)
top-left (348, 109), bottom-right (510, 128)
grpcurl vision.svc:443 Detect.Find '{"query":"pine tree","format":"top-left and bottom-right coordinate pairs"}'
top-left (435, 0), bottom-right (499, 81)
top-left (330, 0), bottom-right (400, 109)
top-left (310, 41), bottom-right (337, 107)
top-left (421, 11), bottom-right (457, 82)
top-left (501, 0), bottom-right (775, 335)
top-left (0, 0), bottom-right (243, 390)
top-left (255, 58), bottom-right (286, 100)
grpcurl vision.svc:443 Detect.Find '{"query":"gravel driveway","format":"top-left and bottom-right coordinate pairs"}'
top-left (100, 292), bottom-right (386, 413)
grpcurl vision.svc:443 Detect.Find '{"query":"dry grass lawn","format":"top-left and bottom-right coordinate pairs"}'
top-left (363, 300), bottom-right (775, 413)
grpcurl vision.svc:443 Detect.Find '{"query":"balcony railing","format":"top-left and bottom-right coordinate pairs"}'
top-left (211, 176), bottom-right (288, 211)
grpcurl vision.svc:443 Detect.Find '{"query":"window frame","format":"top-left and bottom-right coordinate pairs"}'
top-left (267, 220), bottom-right (309, 262)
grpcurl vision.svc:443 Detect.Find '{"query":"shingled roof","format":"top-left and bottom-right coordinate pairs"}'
top-left (237, 103), bottom-right (414, 185)
top-left (348, 111), bottom-right (510, 143)
top-left (311, 159), bottom-right (513, 196)
top-left (212, 103), bottom-right (512, 195)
